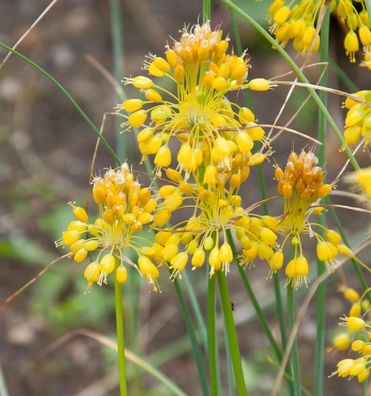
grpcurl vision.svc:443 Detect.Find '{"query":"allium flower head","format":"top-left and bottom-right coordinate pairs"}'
top-left (122, 22), bottom-right (269, 184)
top-left (57, 163), bottom-right (160, 290)
top-left (269, 0), bottom-right (371, 63)
top-left (342, 90), bottom-right (371, 148)
top-left (274, 150), bottom-right (351, 287)
top-left (331, 288), bottom-right (371, 384)
top-left (147, 168), bottom-right (279, 278)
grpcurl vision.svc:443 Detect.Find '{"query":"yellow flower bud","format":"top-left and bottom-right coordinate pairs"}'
top-left (332, 332), bottom-right (351, 351)
top-left (170, 252), bottom-right (188, 271)
top-left (209, 246), bottom-right (221, 270)
top-left (273, 6), bottom-right (290, 25)
top-left (100, 253), bottom-right (116, 274)
top-left (128, 110), bottom-right (147, 128)
top-left (116, 266), bottom-right (128, 283)
top-left (346, 316), bottom-right (365, 331)
top-left (72, 206), bottom-right (88, 223)
top-left (132, 76), bottom-right (153, 89)
top-left (268, 250), bottom-right (284, 272)
top-left (62, 230), bottom-right (81, 246)
top-left (74, 248), bottom-right (88, 263)
top-left (154, 146), bottom-right (172, 167)
top-left (84, 240), bottom-right (99, 251)
top-left (122, 99), bottom-right (143, 112)
top-left (204, 236), bottom-right (214, 251)
top-left (145, 89), bottom-right (162, 102)
top-left (238, 107), bottom-right (255, 124)
top-left (192, 248), bottom-right (206, 268)
top-left (325, 229), bottom-right (342, 245)
top-left (236, 131), bottom-right (254, 153)
top-left (84, 261), bottom-right (100, 284)
top-left (153, 209), bottom-right (171, 226)
top-left (248, 78), bottom-right (271, 91)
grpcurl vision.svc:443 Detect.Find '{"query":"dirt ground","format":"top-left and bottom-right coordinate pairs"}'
top-left (0, 1), bottom-right (370, 395)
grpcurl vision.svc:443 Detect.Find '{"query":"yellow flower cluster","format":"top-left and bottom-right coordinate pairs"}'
top-left (122, 22), bottom-right (269, 186)
top-left (269, 0), bottom-right (371, 62)
top-left (273, 150), bottom-right (352, 287)
top-left (58, 163), bottom-right (160, 290)
top-left (332, 288), bottom-right (371, 384)
top-left (343, 90), bottom-right (371, 148)
top-left (344, 166), bottom-right (371, 208)
top-left (147, 168), bottom-right (279, 278)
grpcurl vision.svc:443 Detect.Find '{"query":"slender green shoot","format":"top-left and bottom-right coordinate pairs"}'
top-left (217, 271), bottom-right (248, 396)
top-left (0, 43), bottom-right (120, 166)
top-left (115, 277), bottom-right (128, 396)
top-left (314, 10), bottom-right (329, 396)
top-left (203, 0), bottom-right (211, 22)
top-left (287, 284), bottom-right (301, 396)
top-left (208, 275), bottom-right (218, 396)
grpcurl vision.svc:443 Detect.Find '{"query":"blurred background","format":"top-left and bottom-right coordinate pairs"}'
top-left (0, 0), bottom-right (370, 395)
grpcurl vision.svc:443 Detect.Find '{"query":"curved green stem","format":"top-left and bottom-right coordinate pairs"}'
top-left (0, 43), bottom-right (120, 166)
top-left (217, 271), bottom-right (248, 396)
top-left (115, 277), bottom-right (128, 396)
top-left (314, 10), bottom-right (330, 396)
top-left (208, 275), bottom-right (218, 396)
top-left (221, 0), bottom-right (360, 171)
top-left (287, 284), bottom-right (301, 396)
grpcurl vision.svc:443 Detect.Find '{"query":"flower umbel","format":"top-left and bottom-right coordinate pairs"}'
top-left (57, 163), bottom-right (160, 290)
top-left (273, 150), bottom-right (351, 287)
top-left (342, 90), bottom-right (371, 148)
top-left (268, 0), bottom-right (371, 63)
top-left (331, 288), bottom-right (371, 384)
top-left (122, 22), bottom-right (269, 185)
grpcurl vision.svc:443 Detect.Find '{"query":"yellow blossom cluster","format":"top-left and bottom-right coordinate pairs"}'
top-left (343, 90), bottom-right (371, 148)
top-left (58, 163), bottom-right (160, 290)
top-left (344, 166), bottom-right (371, 208)
top-left (269, 0), bottom-right (371, 62)
top-left (332, 288), bottom-right (371, 384)
top-left (273, 150), bottom-right (352, 287)
top-left (122, 22), bottom-right (270, 186)
top-left (147, 167), bottom-right (279, 278)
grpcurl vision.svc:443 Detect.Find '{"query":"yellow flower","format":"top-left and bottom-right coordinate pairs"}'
top-left (57, 163), bottom-right (159, 290)
top-left (344, 166), bottom-right (371, 208)
top-left (147, 170), bottom-right (278, 278)
top-left (273, 150), bottom-right (352, 285)
top-left (342, 90), bottom-right (371, 148)
top-left (121, 22), bottom-right (269, 184)
top-left (268, 0), bottom-right (371, 63)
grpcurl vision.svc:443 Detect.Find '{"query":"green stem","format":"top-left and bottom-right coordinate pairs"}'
top-left (314, 10), bottom-right (330, 396)
top-left (287, 285), bottom-right (301, 396)
top-left (174, 279), bottom-right (209, 396)
top-left (208, 275), bottom-right (218, 396)
top-left (221, 0), bottom-right (360, 171)
top-left (109, 0), bottom-right (127, 161)
top-left (217, 271), bottom-right (247, 396)
top-left (183, 271), bottom-right (208, 348)
top-left (203, 0), bottom-right (211, 22)
top-left (0, 44), bottom-right (120, 166)
top-left (115, 277), bottom-right (128, 396)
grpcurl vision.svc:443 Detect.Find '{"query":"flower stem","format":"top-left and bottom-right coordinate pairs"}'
top-left (114, 276), bottom-right (128, 396)
top-left (314, 10), bottom-right (330, 396)
top-left (217, 271), bottom-right (248, 396)
top-left (208, 275), bottom-right (219, 396)
top-left (287, 284), bottom-right (301, 396)
top-left (203, 0), bottom-right (211, 22)
top-left (174, 279), bottom-right (209, 396)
